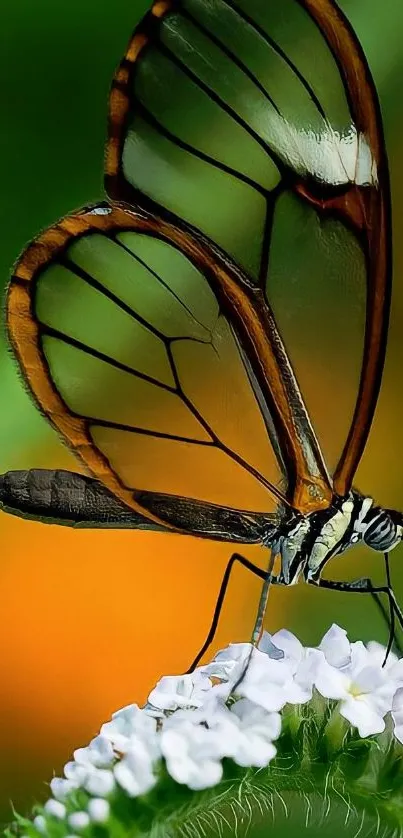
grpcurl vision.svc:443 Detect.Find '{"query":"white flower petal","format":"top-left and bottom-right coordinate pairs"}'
top-left (349, 641), bottom-right (371, 673)
top-left (101, 704), bottom-right (157, 744)
top-left (230, 699), bottom-right (282, 739)
top-left (114, 751), bottom-right (157, 797)
top-left (391, 687), bottom-right (403, 741)
top-left (392, 687), bottom-right (403, 716)
top-left (271, 629), bottom-right (304, 665)
top-left (72, 736), bottom-right (113, 769)
top-left (33, 816), bottom-right (46, 834)
top-left (319, 624), bottom-right (351, 668)
top-left (84, 769), bottom-right (115, 797)
top-left (215, 642), bottom-right (253, 665)
top-left (389, 658), bottom-right (403, 685)
top-left (258, 631), bottom-right (285, 660)
top-left (161, 719), bottom-right (226, 790)
top-left (50, 777), bottom-right (78, 801)
top-left (295, 649), bottom-right (324, 689)
top-left (148, 674), bottom-right (201, 711)
top-left (72, 736), bottom-right (114, 768)
top-left (112, 704), bottom-right (140, 725)
top-left (89, 735), bottom-right (115, 765)
top-left (226, 700), bottom-right (280, 767)
top-left (44, 800), bottom-right (66, 819)
top-left (314, 660), bottom-right (350, 700)
top-left (169, 756), bottom-right (222, 790)
top-left (353, 665), bottom-right (385, 694)
top-left (143, 703), bottom-right (166, 720)
top-left (340, 697), bottom-right (386, 737)
top-left (238, 681), bottom-right (289, 712)
top-left (73, 747), bottom-right (92, 766)
top-left (234, 737), bottom-right (277, 768)
top-left (64, 762), bottom-right (90, 784)
top-left (367, 641), bottom-right (398, 670)
top-left (68, 812), bottom-right (90, 830)
top-left (87, 798), bottom-right (110, 823)
top-left (393, 724), bottom-right (403, 744)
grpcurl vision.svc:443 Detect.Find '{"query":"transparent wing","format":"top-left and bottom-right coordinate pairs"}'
top-left (106, 0), bottom-right (391, 499)
top-left (8, 204), bottom-right (294, 534)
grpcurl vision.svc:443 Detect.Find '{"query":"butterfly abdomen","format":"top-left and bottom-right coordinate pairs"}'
top-left (0, 469), bottom-right (145, 528)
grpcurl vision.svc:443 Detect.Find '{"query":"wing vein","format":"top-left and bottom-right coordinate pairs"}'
top-left (154, 41), bottom-right (284, 172)
top-left (221, 0), bottom-right (327, 119)
top-left (112, 225), bottom-right (216, 332)
top-left (178, 6), bottom-right (283, 117)
top-left (39, 325), bottom-right (178, 393)
top-left (131, 98), bottom-right (268, 196)
top-left (88, 418), bottom-right (214, 444)
top-left (61, 255), bottom-right (168, 342)
top-left (60, 255), bottom-right (209, 347)
top-left (166, 344), bottom-right (287, 505)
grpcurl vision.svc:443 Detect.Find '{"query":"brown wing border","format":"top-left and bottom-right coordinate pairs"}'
top-left (300, 0), bottom-right (392, 495)
top-left (106, 0), bottom-right (176, 207)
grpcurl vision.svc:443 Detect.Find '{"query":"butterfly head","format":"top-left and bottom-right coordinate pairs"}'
top-left (360, 505), bottom-right (403, 553)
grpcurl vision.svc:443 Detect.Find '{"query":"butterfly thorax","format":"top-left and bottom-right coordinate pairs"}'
top-left (272, 491), bottom-right (403, 586)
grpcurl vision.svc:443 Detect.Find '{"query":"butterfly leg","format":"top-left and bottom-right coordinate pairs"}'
top-left (186, 553), bottom-right (266, 673)
top-left (311, 566), bottom-right (403, 657)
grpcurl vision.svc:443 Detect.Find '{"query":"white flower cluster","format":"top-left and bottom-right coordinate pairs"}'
top-left (36, 625), bottom-right (403, 834)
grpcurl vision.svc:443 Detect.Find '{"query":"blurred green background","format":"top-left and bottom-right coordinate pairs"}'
top-left (1, 0), bottom-right (403, 830)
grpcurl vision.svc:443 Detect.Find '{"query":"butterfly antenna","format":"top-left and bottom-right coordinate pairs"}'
top-left (232, 548), bottom-right (277, 694)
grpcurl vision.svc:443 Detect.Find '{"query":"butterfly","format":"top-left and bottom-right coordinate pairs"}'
top-left (3, 0), bottom-right (403, 667)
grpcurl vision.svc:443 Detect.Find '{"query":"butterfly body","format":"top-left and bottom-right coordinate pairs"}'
top-left (1, 468), bottom-right (401, 592)
top-left (273, 492), bottom-right (403, 586)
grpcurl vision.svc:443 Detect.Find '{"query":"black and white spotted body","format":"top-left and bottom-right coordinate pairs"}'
top-left (270, 490), bottom-right (403, 586)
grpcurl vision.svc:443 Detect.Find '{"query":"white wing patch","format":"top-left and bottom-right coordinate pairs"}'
top-left (269, 121), bottom-right (377, 187)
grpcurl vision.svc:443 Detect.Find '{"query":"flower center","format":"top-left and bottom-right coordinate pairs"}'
top-left (348, 683), bottom-right (365, 698)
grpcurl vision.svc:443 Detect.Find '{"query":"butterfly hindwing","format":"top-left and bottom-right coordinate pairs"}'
top-left (9, 203), bottom-right (298, 532)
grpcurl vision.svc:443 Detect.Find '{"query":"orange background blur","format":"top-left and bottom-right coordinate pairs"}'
top-left (1, 0), bottom-right (403, 826)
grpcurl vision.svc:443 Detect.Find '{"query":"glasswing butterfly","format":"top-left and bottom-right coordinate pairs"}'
top-left (3, 0), bottom-right (403, 667)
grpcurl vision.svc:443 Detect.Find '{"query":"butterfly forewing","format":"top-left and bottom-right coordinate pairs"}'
top-left (107, 0), bottom-right (391, 504)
